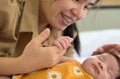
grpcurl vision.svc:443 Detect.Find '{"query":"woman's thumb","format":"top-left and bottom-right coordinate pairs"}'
top-left (37, 28), bottom-right (50, 43)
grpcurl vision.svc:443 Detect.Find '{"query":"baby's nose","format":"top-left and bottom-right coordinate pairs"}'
top-left (99, 62), bottom-right (107, 70)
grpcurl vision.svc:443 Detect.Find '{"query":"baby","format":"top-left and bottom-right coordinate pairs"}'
top-left (12, 36), bottom-right (120, 79)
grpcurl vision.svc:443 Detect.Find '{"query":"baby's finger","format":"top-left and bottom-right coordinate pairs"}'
top-left (66, 37), bottom-right (73, 47)
top-left (53, 41), bottom-right (64, 49)
top-left (58, 39), bottom-right (67, 49)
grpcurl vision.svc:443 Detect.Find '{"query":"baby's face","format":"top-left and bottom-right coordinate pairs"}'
top-left (81, 53), bottom-right (119, 79)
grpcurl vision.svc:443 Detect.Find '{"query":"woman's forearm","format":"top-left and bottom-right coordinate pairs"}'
top-left (0, 57), bottom-right (32, 75)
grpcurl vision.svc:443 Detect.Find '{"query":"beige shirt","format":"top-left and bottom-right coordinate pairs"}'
top-left (0, 0), bottom-right (75, 57)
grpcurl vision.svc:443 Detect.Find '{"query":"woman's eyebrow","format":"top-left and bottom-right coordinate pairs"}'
top-left (86, 0), bottom-right (99, 7)
top-left (89, 3), bottom-right (96, 6)
top-left (90, 0), bottom-right (100, 6)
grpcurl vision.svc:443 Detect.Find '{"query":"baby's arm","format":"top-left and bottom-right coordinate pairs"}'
top-left (52, 36), bottom-right (73, 50)
top-left (52, 36), bottom-right (74, 63)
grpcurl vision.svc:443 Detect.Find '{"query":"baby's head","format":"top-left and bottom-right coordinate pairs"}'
top-left (81, 53), bottom-right (120, 79)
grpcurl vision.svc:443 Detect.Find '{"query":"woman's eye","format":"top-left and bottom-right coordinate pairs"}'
top-left (84, 6), bottom-right (89, 9)
top-left (75, 0), bottom-right (80, 2)
top-left (85, 5), bottom-right (93, 9)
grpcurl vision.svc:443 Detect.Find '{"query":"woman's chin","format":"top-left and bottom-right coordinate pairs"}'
top-left (54, 25), bottom-right (67, 31)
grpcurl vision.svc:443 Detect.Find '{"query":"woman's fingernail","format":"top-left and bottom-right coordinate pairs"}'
top-left (44, 28), bottom-right (50, 35)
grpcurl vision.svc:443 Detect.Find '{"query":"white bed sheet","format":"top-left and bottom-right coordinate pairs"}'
top-left (73, 29), bottom-right (120, 63)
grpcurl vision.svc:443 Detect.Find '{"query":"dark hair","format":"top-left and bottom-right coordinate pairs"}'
top-left (63, 23), bottom-right (80, 55)
top-left (116, 56), bottom-right (120, 79)
top-left (95, 0), bottom-right (100, 4)
top-left (116, 76), bottom-right (120, 79)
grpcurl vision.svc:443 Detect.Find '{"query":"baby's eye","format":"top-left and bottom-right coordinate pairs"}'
top-left (98, 56), bottom-right (104, 62)
top-left (107, 69), bottom-right (113, 78)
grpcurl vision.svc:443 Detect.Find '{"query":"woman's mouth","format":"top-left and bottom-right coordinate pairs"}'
top-left (61, 13), bottom-right (73, 25)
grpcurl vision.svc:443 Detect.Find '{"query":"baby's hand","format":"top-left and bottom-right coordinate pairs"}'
top-left (53, 36), bottom-right (73, 50)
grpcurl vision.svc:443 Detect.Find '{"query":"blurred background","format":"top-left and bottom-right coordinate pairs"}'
top-left (76, 0), bottom-right (120, 32)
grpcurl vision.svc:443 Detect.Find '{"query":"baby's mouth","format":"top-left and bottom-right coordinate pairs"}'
top-left (92, 64), bottom-right (100, 74)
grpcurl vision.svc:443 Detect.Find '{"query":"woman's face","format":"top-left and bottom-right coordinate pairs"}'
top-left (40, 0), bottom-right (98, 30)
top-left (81, 53), bottom-right (119, 79)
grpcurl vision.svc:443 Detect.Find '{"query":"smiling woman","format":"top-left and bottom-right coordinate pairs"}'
top-left (0, 0), bottom-right (100, 77)
top-left (39, 0), bottom-right (99, 30)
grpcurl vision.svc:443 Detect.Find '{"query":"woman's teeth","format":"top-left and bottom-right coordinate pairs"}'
top-left (62, 13), bottom-right (72, 24)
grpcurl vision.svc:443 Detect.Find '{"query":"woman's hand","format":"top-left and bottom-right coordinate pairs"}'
top-left (0, 28), bottom-right (67, 75)
top-left (92, 44), bottom-right (120, 55)
top-left (19, 28), bottom-right (67, 73)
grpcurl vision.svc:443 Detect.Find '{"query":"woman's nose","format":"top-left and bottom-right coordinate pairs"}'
top-left (71, 6), bottom-right (86, 20)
